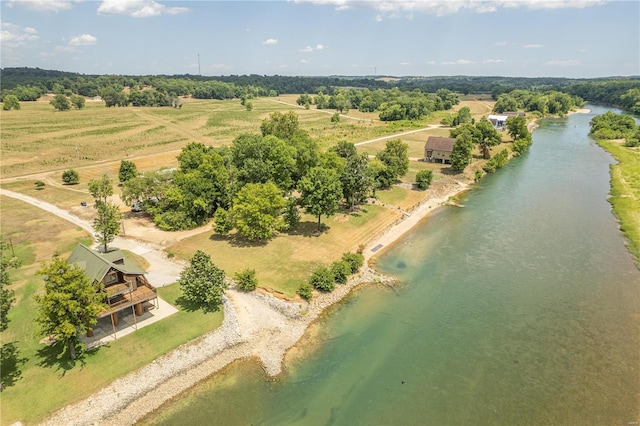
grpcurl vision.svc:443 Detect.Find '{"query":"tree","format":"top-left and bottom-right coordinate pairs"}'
top-left (62, 169), bottom-right (79, 185)
top-left (245, 101), bottom-right (253, 111)
top-left (213, 208), bottom-right (233, 235)
top-left (341, 153), bottom-right (373, 210)
top-left (297, 282), bottom-right (313, 301)
top-left (415, 169), bottom-right (433, 190)
top-left (2, 95), bottom-right (20, 110)
top-left (283, 196), bottom-right (301, 230)
top-left (70, 95), bottom-right (85, 110)
top-left (456, 106), bottom-right (472, 124)
top-left (35, 258), bottom-right (105, 360)
top-left (310, 266), bottom-right (335, 292)
top-left (331, 112), bottom-right (340, 123)
top-left (88, 174), bottom-right (114, 205)
top-left (299, 167), bottom-right (343, 230)
top-left (475, 120), bottom-right (503, 159)
top-left (232, 134), bottom-right (297, 190)
top-left (376, 139), bottom-right (409, 186)
top-left (234, 269), bottom-right (258, 292)
top-left (260, 111), bottom-right (300, 140)
top-left (450, 131), bottom-right (474, 172)
top-left (34, 180), bottom-right (45, 190)
top-left (94, 201), bottom-right (122, 253)
top-left (118, 160), bottom-right (138, 183)
top-left (50, 94), bottom-right (71, 111)
top-left (232, 182), bottom-right (286, 241)
top-left (506, 116), bottom-right (530, 141)
top-left (178, 250), bottom-right (227, 312)
top-left (1, 237), bottom-right (20, 332)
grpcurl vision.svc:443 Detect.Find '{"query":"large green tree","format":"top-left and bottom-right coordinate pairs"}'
top-left (505, 116), bottom-right (530, 141)
top-left (341, 153), bottom-right (374, 210)
top-left (375, 139), bottom-right (409, 188)
top-left (178, 250), bottom-right (227, 312)
top-left (88, 174), bottom-right (114, 205)
top-left (2, 95), bottom-right (20, 111)
top-left (0, 237), bottom-right (20, 333)
top-left (232, 182), bottom-right (286, 241)
top-left (299, 167), bottom-right (343, 230)
top-left (35, 258), bottom-right (105, 360)
top-left (50, 94), bottom-right (70, 111)
top-left (118, 160), bottom-right (138, 183)
top-left (475, 120), bottom-right (503, 159)
top-left (232, 134), bottom-right (296, 190)
top-left (450, 131), bottom-right (474, 172)
top-left (260, 111), bottom-right (300, 140)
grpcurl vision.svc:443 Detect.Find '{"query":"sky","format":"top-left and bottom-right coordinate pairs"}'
top-left (1, 0), bottom-right (639, 78)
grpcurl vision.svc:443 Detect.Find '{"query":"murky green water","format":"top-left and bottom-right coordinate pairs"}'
top-left (147, 106), bottom-right (639, 425)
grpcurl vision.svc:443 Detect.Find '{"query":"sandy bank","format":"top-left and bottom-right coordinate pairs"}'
top-left (40, 177), bottom-right (470, 426)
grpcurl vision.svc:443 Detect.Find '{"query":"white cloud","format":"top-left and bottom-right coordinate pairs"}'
top-left (495, 41), bottom-right (508, 46)
top-left (400, 61), bottom-right (411, 65)
top-left (301, 59), bottom-right (310, 63)
top-left (0, 23), bottom-right (39, 48)
top-left (293, 0), bottom-right (607, 18)
top-left (263, 38), bottom-right (278, 45)
top-left (483, 59), bottom-right (507, 63)
top-left (299, 44), bottom-right (327, 52)
top-left (523, 43), bottom-right (544, 48)
top-left (97, 0), bottom-right (189, 18)
top-left (546, 60), bottom-right (581, 66)
top-left (69, 34), bottom-right (97, 46)
top-left (6, 0), bottom-right (75, 12)
top-left (442, 59), bottom-right (474, 65)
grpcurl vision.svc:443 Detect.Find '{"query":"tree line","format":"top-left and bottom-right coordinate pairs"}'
top-left (2, 67), bottom-right (639, 113)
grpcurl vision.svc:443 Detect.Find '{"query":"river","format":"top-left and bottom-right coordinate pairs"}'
top-left (146, 105), bottom-right (640, 425)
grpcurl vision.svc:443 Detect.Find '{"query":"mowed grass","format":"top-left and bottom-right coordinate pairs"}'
top-left (597, 140), bottom-right (640, 266)
top-left (168, 204), bottom-right (402, 297)
top-left (0, 196), bottom-right (223, 425)
top-left (1, 96), bottom-right (416, 178)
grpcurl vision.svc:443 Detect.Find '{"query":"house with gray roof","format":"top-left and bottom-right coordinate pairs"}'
top-left (68, 244), bottom-right (158, 336)
top-left (424, 136), bottom-right (457, 163)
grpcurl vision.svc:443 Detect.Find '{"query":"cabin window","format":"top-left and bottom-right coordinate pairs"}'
top-left (105, 271), bottom-right (118, 285)
top-left (426, 150), bottom-right (433, 157)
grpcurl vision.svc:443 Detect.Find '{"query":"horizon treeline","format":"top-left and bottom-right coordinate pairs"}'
top-left (1, 67), bottom-right (639, 113)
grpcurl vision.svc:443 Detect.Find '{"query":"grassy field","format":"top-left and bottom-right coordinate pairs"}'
top-left (168, 204), bottom-right (403, 297)
top-left (0, 196), bottom-right (223, 425)
top-left (0, 97), bottom-right (431, 178)
top-left (597, 140), bottom-right (640, 266)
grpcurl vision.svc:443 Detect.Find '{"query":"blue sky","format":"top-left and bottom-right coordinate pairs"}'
top-left (1, 0), bottom-right (639, 78)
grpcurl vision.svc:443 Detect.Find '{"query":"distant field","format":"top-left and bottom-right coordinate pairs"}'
top-left (0, 97), bottom-right (427, 178)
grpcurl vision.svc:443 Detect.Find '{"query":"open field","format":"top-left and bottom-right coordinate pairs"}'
top-left (167, 204), bottom-right (403, 297)
top-left (0, 197), bottom-right (223, 426)
top-left (1, 97), bottom-right (428, 178)
top-left (597, 140), bottom-right (640, 265)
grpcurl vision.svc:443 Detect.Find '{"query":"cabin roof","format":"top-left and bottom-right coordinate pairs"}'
top-left (425, 136), bottom-right (457, 153)
top-left (67, 243), bottom-right (146, 283)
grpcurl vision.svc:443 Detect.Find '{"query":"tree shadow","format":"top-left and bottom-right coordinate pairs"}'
top-left (287, 221), bottom-right (330, 238)
top-left (36, 340), bottom-right (88, 376)
top-left (0, 342), bottom-right (28, 390)
top-left (175, 295), bottom-right (202, 312)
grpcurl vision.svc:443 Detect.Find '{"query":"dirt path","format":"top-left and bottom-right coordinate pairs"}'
top-left (354, 124), bottom-right (442, 147)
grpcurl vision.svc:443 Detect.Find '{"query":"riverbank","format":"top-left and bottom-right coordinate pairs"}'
top-left (40, 177), bottom-right (471, 426)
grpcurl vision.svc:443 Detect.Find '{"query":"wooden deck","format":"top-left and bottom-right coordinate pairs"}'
top-left (99, 284), bottom-right (157, 318)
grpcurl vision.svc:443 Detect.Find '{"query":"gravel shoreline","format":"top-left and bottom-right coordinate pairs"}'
top-left (40, 177), bottom-right (470, 426)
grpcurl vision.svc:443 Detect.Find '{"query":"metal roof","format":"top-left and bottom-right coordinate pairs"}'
top-left (424, 136), bottom-right (457, 152)
top-left (67, 244), bottom-right (146, 283)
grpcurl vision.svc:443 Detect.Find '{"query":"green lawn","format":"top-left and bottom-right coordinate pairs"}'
top-left (597, 140), bottom-right (640, 266)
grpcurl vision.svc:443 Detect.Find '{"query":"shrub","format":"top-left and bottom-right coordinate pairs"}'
top-left (474, 169), bottom-right (483, 182)
top-left (331, 261), bottom-right (352, 284)
top-left (234, 269), bottom-right (258, 292)
top-left (245, 101), bottom-right (253, 111)
top-left (482, 149), bottom-right (509, 173)
top-left (341, 252), bottom-right (364, 273)
top-left (2, 95), bottom-right (20, 110)
top-left (62, 169), bottom-right (79, 185)
top-left (331, 113), bottom-right (340, 123)
top-left (297, 282), bottom-right (313, 301)
top-left (213, 208), bottom-right (233, 235)
top-left (512, 137), bottom-right (533, 156)
top-left (154, 210), bottom-right (195, 231)
top-left (415, 169), bottom-right (433, 190)
top-left (34, 180), bottom-right (45, 190)
top-left (310, 266), bottom-right (335, 292)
